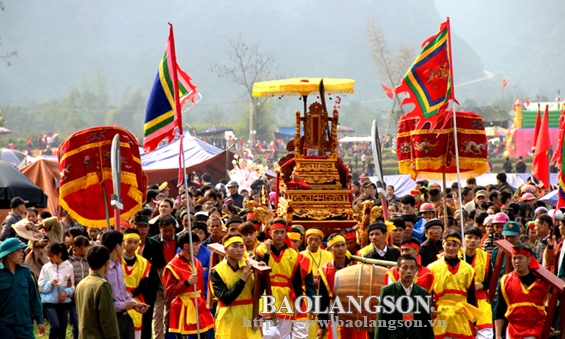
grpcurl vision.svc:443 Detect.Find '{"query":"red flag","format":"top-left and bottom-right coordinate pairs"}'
top-left (502, 79), bottom-right (508, 87)
top-left (551, 105), bottom-right (565, 167)
top-left (526, 99), bottom-right (530, 107)
top-left (531, 104), bottom-right (541, 155)
top-left (532, 105), bottom-right (550, 189)
top-left (393, 19), bottom-right (457, 130)
top-left (381, 84), bottom-right (394, 99)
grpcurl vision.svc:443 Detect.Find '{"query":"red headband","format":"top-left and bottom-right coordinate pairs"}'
top-left (269, 223), bottom-right (293, 249)
top-left (343, 232), bottom-right (357, 240)
top-left (270, 223), bottom-right (289, 232)
top-left (410, 190), bottom-right (420, 195)
top-left (511, 248), bottom-right (531, 257)
top-left (511, 248), bottom-right (540, 269)
top-left (401, 242), bottom-right (420, 250)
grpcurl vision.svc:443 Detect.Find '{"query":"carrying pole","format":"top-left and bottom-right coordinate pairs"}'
top-left (102, 184), bottom-right (112, 230)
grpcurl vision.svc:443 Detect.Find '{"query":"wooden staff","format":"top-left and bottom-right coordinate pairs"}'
top-left (442, 166), bottom-right (448, 226)
top-left (207, 243), bottom-right (273, 331)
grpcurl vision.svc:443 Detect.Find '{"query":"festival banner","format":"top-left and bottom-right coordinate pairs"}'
top-left (397, 111), bottom-right (488, 181)
top-left (393, 19), bottom-right (457, 131)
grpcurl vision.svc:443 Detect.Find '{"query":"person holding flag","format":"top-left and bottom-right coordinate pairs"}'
top-left (143, 23), bottom-right (203, 339)
top-left (163, 232), bottom-right (214, 339)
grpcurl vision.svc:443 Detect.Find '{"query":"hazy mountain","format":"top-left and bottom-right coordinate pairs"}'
top-left (0, 0), bottom-right (562, 135)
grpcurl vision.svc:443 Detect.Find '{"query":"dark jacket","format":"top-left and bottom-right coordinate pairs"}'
top-left (516, 160), bottom-right (527, 173)
top-left (0, 212), bottom-right (23, 241)
top-left (419, 239), bottom-right (443, 267)
top-left (497, 182), bottom-right (515, 194)
top-left (364, 245), bottom-right (401, 262)
top-left (140, 236), bottom-right (167, 303)
top-left (376, 281), bottom-right (435, 339)
top-left (503, 160), bottom-right (513, 173)
top-left (0, 263), bottom-right (44, 328)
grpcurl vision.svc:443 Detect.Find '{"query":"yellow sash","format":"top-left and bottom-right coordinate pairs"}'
top-left (178, 290), bottom-right (202, 325)
top-left (436, 299), bottom-right (484, 323)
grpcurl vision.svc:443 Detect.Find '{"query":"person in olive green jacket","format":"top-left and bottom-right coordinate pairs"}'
top-left (75, 245), bottom-right (119, 339)
top-left (376, 254), bottom-right (435, 339)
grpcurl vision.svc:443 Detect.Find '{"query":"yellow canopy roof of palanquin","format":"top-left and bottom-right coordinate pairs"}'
top-left (252, 78), bottom-right (355, 97)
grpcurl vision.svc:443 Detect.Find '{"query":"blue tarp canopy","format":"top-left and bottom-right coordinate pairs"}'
top-left (275, 127), bottom-right (303, 139)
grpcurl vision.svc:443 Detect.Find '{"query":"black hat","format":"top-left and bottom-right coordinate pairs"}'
top-left (10, 197), bottom-right (28, 209)
top-left (193, 222), bottom-right (208, 232)
top-left (194, 213), bottom-right (209, 222)
top-left (401, 214), bottom-right (417, 224)
top-left (226, 217), bottom-right (243, 226)
top-left (362, 181), bottom-right (376, 189)
top-left (391, 218), bottom-right (406, 229)
top-left (133, 214), bottom-right (149, 226)
top-left (425, 218), bottom-right (444, 229)
top-left (250, 179), bottom-right (265, 192)
top-left (368, 222), bottom-right (387, 233)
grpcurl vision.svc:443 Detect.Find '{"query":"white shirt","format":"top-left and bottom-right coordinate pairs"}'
top-left (401, 282), bottom-right (414, 296)
top-left (375, 245), bottom-right (388, 257)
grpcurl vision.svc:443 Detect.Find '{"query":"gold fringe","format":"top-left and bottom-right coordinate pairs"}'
top-left (60, 170), bottom-right (141, 198)
top-left (397, 127), bottom-right (485, 138)
top-left (60, 141), bottom-right (140, 163)
top-left (59, 180), bottom-right (144, 229)
top-left (399, 158), bottom-right (488, 181)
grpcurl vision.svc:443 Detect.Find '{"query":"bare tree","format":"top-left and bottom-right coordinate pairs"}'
top-left (366, 17), bottom-right (416, 135)
top-left (0, 2), bottom-right (17, 66)
top-left (210, 35), bottom-right (276, 146)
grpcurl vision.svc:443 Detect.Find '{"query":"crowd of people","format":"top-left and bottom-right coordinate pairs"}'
top-left (0, 169), bottom-right (562, 339)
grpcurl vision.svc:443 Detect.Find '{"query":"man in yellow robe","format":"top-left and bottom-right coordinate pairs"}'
top-left (210, 234), bottom-right (262, 339)
top-left (428, 229), bottom-right (483, 339)
top-left (121, 229), bottom-right (151, 339)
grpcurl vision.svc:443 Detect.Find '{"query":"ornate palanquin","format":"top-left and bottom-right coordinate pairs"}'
top-left (275, 102), bottom-right (356, 233)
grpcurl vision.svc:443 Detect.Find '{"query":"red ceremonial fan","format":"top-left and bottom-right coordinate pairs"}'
top-left (58, 127), bottom-right (147, 228)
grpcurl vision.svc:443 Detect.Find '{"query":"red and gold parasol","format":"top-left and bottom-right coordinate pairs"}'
top-left (397, 111), bottom-right (488, 181)
top-left (58, 127), bottom-right (147, 228)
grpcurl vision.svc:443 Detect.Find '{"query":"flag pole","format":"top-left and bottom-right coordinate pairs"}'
top-left (446, 17), bottom-right (465, 258)
top-left (180, 134), bottom-right (200, 335)
top-left (168, 22), bottom-right (200, 335)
